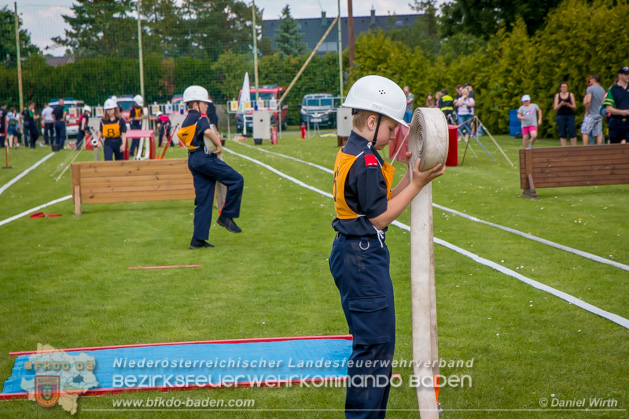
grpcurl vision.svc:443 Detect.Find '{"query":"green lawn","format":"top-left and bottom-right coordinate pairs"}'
top-left (0, 133), bottom-right (627, 418)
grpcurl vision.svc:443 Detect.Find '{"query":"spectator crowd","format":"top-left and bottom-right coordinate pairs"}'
top-left (407, 65), bottom-right (629, 147)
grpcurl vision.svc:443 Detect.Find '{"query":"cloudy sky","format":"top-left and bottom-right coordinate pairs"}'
top-left (3, 0), bottom-right (419, 56)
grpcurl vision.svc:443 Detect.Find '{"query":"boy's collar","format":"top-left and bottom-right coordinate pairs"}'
top-left (349, 130), bottom-right (369, 146)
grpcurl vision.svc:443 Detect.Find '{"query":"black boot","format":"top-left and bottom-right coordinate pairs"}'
top-left (217, 216), bottom-right (242, 233)
top-left (189, 240), bottom-right (214, 249)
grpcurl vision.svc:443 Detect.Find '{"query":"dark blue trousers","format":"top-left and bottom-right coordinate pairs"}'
top-left (329, 234), bottom-right (395, 419)
top-left (129, 123), bottom-right (142, 157)
top-left (158, 125), bottom-right (171, 147)
top-left (44, 122), bottom-right (54, 145)
top-left (103, 138), bottom-right (124, 161)
top-left (188, 151), bottom-right (244, 242)
top-left (55, 121), bottom-right (66, 149)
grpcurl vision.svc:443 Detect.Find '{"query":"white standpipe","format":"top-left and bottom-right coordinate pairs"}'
top-left (407, 108), bottom-right (449, 419)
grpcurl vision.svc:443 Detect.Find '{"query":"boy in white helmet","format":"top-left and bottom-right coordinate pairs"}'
top-left (330, 75), bottom-right (444, 418)
top-left (179, 85), bottom-right (244, 249)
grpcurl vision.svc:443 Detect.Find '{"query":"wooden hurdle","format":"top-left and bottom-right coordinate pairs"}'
top-left (519, 144), bottom-right (629, 199)
top-left (71, 159), bottom-right (194, 216)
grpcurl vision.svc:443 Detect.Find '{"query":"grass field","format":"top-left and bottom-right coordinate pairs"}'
top-left (0, 131), bottom-right (627, 418)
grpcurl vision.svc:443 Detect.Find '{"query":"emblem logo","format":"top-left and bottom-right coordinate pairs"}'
top-left (34, 375), bottom-right (60, 408)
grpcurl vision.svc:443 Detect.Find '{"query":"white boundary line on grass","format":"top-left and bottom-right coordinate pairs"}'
top-left (235, 141), bottom-right (334, 174)
top-left (0, 195), bottom-right (72, 227)
top-left (224, 147), bottom-right (629, 330)
top-left (432, 204), bottom-right (629, 272)
top-left (0, 153), bottom-right (55, 196)
top-left (230, 142), bottom-right (628, 272)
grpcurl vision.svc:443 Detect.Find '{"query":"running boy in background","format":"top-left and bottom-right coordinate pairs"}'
top-left (96, 99), bottom-right (127, 161)
top-left (155, 112), bottom-right (172, 147)
top-left (330, 75), bottom-right (445, 418)
top-left (179, 85), bottom-right (244, 249)
top-left (517, 94), bottom-right (542, 148)
top-left (128, 95), bottom-right (144, 157)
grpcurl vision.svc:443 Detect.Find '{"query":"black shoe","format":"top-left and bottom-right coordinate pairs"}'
top-left (217, 216), bottom-right (242, 233)
top-left (189, 240), bottom-right (214, 249)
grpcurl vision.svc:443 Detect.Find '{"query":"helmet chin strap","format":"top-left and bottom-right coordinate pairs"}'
top-left (372, 114), bottom-right (382, 147)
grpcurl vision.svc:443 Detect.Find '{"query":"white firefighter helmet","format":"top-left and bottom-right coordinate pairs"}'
top-left (182, 85), bottom-right (211, 104)
top-left (104, 99), bottom-right (117, 110)
top-left (83, 105), bottom-right (92, 113)
top-left (343, 75), bottom-right (409, 127)
top-left (133, 95), bottom-right (144, 106)
top-left (155, 111), bottom-right (162, 117)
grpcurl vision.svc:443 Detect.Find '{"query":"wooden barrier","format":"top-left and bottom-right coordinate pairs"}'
top-left (519, 144), bottom-right (629, 199)
top-left (71, 158), bottom-right (194, 216)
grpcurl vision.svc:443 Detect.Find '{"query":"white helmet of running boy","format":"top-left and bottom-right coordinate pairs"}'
top-left (104, 99), bottom-right (117, 110)
top-left (182, 86), bottom-right (211, 104)
top-left (343, 75), bottom-right (409, 127)
top-left (133, 95), bottom-right (144, 106)
top-left (83, 105), bottom-right (92, 113)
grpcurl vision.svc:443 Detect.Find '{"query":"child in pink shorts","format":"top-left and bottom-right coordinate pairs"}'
top-left (517, 94), bottom-right (543, 148)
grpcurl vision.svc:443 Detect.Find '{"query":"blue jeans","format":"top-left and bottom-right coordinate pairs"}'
top-left (457, 114), bottom-right (473, 136)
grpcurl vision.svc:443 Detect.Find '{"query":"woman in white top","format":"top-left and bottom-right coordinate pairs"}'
top-left (455, 88), bottom-right (475, 142)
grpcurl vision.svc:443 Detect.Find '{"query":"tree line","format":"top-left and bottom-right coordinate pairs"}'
top-left (0, 0), bottom-right (625, 134)
top-left (358, 0), bottom-right (626, 138)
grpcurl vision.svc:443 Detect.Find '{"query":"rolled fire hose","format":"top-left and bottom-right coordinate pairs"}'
top-left (407, 108), bottom-right (449, 419)
top-left (206, 124), bottom-right (227, 211)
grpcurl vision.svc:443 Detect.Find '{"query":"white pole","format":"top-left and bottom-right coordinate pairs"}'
top-left (137, 0), bottom-right (145, 102)
top-left (252, 0), bottom-right (259, 102)
top-left (14, 2), bottom-right (23, 113)
top-left (408, 108), bottom-right (449, 418)
top-left (410, 183), bottom-right (439, 419)
top-left (337, 0), bottom-right (343, 98)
